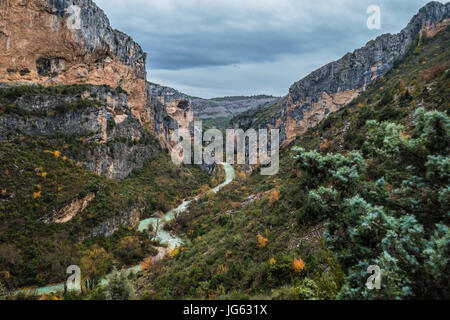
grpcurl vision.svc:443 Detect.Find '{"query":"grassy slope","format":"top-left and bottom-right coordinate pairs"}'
top-left (137, 28), bottom-right (450, 300)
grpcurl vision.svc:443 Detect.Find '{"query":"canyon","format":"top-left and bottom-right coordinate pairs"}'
top-left (0, 0), bottom-right (193, 153)
top-left (0, 0), bottom-right (448, 237)
top-left (0, 0), bottom-right (449, 298)
top-left (4, 1), bottom-right (448, 154)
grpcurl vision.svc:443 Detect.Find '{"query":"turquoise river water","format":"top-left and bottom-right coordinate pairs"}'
top-left (18, 163), bottom-right (235, 296)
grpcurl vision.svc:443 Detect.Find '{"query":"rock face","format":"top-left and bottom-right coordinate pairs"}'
top-left (147, 82), bottom-right (194, 151)
top-left (81, 206), bottom-right (142, 239)
top-left (0, 1), bottom-right (201, 239)
top-left (0, 85), bottom-right (158, 179)
top-left (232, 1), bottom-right (450, 145)
top-left (0, 0), bottom-right (196, 155)
top-left (42, 192), bottom-right (95, 224)
top-left (0, 0), bottom-right (150, 125)
top-left (205, 96), bottom-right (281, 120)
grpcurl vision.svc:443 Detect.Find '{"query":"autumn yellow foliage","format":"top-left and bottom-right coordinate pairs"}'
top-left (269, 189), bottom-right (280, 206)
top-left (217, 264), bottom-right (228, 275)
top-left (37, 172), bottom-right (48, 178)
top-left (257, 234), bottom-right (269, 248)
top-left (169, 248), bottom-right (180, 258)
top-left (293, 258), bottom-right (306, 274)
top-left (44, 150), bottom-right (61, 158)
top-left (401, 131), bottom-right (410, 140)
top-left (320, 139), bottom-right (330, 150)
top-left (40, 293), bottom-right (62, 300)
top-left (140, 256), bottom-right (152, 271)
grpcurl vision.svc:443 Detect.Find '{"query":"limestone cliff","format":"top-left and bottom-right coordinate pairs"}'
top-left (42, 192), bottom-right (95, 224)
top-left (0, 84), bottom-right (158, 179)
top-left (0, 0), bottom-right (150, 125)
top-left (231, 1), bottom-right (450, 145)
top-left (147, 82), bottom-right (194, 151)
top-left (0, 1), bottom-right (211, 260)
top-left (0, 0), bottom-right (197, 153)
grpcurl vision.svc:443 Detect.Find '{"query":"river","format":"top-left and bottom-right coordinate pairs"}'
top-left (19, 163), bottom-right (235, 296)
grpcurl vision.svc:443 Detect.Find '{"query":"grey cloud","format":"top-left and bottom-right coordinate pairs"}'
top-left (94, 0), bottom-right (445, 97)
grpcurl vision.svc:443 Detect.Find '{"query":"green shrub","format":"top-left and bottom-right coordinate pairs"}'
top-left (292, 108), bottom-right (449, 299)
top-left (271, 279), bottom-right (319, 300)
top-left (104, 270), bottom-right (136, 300)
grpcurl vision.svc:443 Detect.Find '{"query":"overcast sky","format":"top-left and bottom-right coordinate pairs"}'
top-left (95, 0), bottom-right (444, 98)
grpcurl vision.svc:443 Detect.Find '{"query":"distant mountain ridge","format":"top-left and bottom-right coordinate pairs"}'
top-left (147, 82), bottom-right (282, 120)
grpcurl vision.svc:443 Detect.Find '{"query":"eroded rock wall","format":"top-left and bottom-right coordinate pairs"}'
top-left (0, 85), bottom-right (158, 179)
top-left (147, 82), bottom-right (194, 151)
top-left (42, 192), bottom-right (95, 224)
top-left (234, 2), bottom-right (450, 145)
top-left (0, 0), bottom-right (150, 125)
top-left (284, 2), bottom-right (450, 142)
top-left (81, 206), bottom-right (142, 239)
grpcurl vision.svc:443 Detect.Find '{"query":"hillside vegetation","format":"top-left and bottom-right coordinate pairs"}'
top-left (0, 85), bottom-right (217, 290)
top-left (136, 27), bottom-right (450, 300)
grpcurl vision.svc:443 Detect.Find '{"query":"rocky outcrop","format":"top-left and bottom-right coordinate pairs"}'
top-left (81, 206), bottom-right (142, 239)
top-left (0, 0), bottom-right (150, 125)
top-left (42, 192), bottom-right (95, 224)
top-left (233, 2), bottom-right (450, 145)
top-left (147, 82), bottom-right (194, 151)
top-left (0, 84), bottom-right (158, 179)
top-left (0, 1), bottom-right (214, 246)
top-left (229, 97), bottom-right (289, 143)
